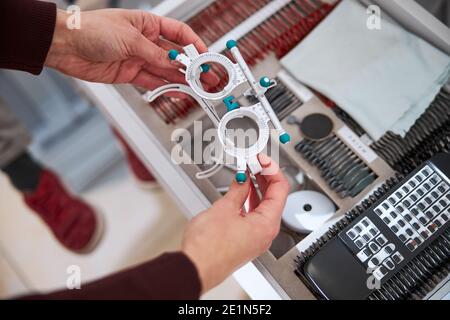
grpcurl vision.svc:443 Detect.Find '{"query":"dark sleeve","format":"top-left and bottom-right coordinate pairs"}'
top-left (20, 252), bottom-right (202, 300)
top-left (0, 0), bottom-right (56, 75)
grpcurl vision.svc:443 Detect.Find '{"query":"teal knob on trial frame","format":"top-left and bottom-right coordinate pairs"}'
top-left (201, 64), bottom-right (210, 72)
top-left (279, 133), bottom-right (291, 144)
top-left (168, 49), bottom-right (179, 61)
top-left (259, 76), bottom-right (272, 88)
top-left (226, 40), bottom-right (237, 50)
top-left (223, 96), bottom-right (240, 112)
top-left (235, 172), bottom-right (247, 184)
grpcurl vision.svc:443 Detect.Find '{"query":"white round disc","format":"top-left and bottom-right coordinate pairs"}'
top-left (282, 191), bottom-right (335, 234)
top-left (186, 52), bottom-right (237, 100)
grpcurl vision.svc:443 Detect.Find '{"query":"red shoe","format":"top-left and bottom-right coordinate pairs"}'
top-left (23, 170), bottom-right (103, 253)
top-left (113, 129), bottom-right (159, 189)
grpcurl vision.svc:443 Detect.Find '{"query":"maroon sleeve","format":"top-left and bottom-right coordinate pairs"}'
top-left (20, 252), bottom-right (202, 300)
top-left (0, 0), bottom-right (56, 75)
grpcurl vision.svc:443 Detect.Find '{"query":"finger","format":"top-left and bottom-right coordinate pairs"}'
top-left (158, 33), bottom-right (219, 87)
top-left (255, 174), bottom-right (268, 197)
top-left (254, 153), bottom-right (275, 195)
top-left (248, 179), bottom-right (261, 212)
top-left (219, 178), bottom-right (251, 211)
top-left (160, 91), bottom-right (189, 100)
top-left (200, 69), bottom-right (221, 87)
top-left (112, 57), bottom-right (147, 83)
top-left (134, 35), bottom-right (175, 70)
top-left (259, 153), bottom-right (280, 176)
top-left (156, 38), bottom-right (183, 52)
top-left (132, 70), bottom-right (167, 90)
top-left (142, 65), bottom-right (192, 99)
top-left (161, 92), bottom-right (191, 100)
top-left (158, 32), bottom-right (219, 88)
top-left (144, 64), bottom-right (187, 84)
top-left (136, 70), bottom-right (190, 99)
top-left (253, 161), bottom-right (289, 223)
top-left (132, 70), bottom-right (186, 99)
top-left (158, 16), bottom-right (208, 53)
top-left (155, 38), bottom-right (186, 69)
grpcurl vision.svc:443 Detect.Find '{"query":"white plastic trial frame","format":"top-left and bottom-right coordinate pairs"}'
top-left (75, 0), bottom-right (450, 299)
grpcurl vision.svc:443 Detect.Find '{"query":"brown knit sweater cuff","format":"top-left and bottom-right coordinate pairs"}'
top-left (0, 0), bottom-right (57, 75)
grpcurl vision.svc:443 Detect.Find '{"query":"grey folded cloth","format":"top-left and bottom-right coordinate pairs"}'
top-left (281, 0), bottom-right (450, 140)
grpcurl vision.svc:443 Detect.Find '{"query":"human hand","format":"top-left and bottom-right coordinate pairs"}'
top-left (182, 154), bottom-right (289, 293)
top-left (45, 9), bottom-right (218, 90)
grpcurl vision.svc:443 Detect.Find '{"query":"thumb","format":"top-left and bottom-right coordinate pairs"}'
top-left (220, 178), bottom-right (251, 211)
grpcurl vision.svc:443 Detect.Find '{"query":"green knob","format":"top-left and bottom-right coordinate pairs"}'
top-left (260, 76), bottom-right (272, 88)
top-left (279, 133), bottom-right (291, 144)
top-left (236, 172), bottom-right (247, 184)
top-left (201, 64), bottom-right (210, 72)
top-left (226, 40), bottom-right (237, 50)
top-left (168, 49), bottom-right (179, 61)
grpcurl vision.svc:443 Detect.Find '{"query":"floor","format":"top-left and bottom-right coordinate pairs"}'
top-left (0, 159), bottom-right (248, 300)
